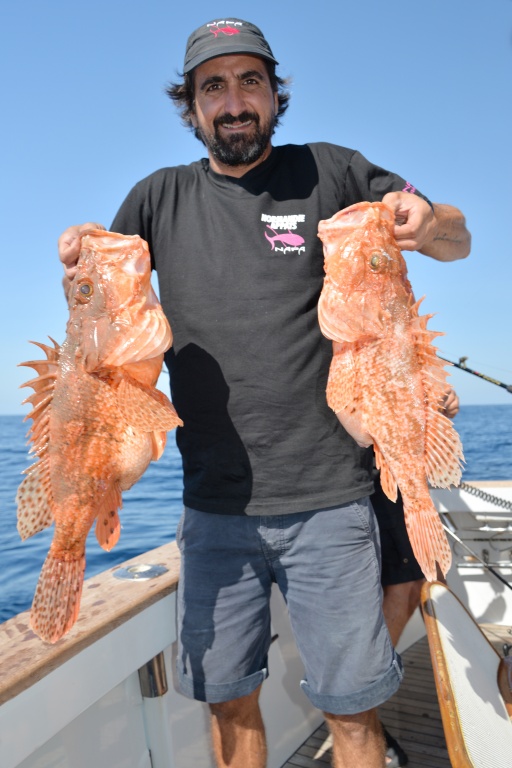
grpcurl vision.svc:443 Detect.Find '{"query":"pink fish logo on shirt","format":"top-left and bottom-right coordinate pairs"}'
top-left (264, 227), bottom-right (305, 250)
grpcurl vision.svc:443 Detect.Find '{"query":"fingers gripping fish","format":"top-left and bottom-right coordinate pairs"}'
top-left (317, 202), bottom-right (464, 581)
top-left (16, 231), bottom-right (183, 643)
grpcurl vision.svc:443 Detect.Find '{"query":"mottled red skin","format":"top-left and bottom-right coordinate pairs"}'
top-left (318, 203), bottom-right (464, 581)
top-left (17, 232), bottom-right (182, 643)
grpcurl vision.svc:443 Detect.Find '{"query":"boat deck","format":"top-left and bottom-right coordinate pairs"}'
top-left (281, 623), bottom-right (512, 768)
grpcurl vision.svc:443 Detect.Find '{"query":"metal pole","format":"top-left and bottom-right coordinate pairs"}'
top-left (442, 524), bottom-right (512, 592)
top-left (439, 356), bottom-right (512, 394)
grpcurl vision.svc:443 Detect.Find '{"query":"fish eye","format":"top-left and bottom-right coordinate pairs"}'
top-left (77, 281), bottom-right (94, 301)
top-left (370, 253), bottom-right (381, 270)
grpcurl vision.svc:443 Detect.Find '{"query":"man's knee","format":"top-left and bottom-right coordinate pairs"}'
top-left (324, 707), bottom-right (384, 753)
top-left (383, 578), bottom-right (424, 613)
top-left (324, 707), bottom-right (378, 731)
top-left (209, 686), bottom-right (262, 724)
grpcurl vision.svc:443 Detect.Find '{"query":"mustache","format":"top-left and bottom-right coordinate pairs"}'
top-left (213, 111), bottom-right (260, 129)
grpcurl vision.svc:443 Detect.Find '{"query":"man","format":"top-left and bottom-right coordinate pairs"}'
top-left (58, 19), bottom-right (470, 768)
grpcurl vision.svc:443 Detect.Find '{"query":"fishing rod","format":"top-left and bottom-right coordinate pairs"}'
top-left (442, 523), bottom-right (512, 592)
top-left (439, 356), bottom-right (512, 394)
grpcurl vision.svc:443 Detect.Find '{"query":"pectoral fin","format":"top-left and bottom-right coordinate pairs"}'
top-left (117, 375), bottom-right (183, 432)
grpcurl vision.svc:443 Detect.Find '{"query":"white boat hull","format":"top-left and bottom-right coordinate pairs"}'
top-left (1, 482), bottom-right (511, 768)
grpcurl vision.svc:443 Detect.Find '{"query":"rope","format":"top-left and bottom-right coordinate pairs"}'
top-left (459, 481), bottom-right (512, 513)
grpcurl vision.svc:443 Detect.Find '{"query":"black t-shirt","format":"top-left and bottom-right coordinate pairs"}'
top-left (111, 142), bottom-right (429, 515)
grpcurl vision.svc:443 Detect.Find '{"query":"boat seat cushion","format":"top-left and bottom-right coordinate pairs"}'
top-left (422, 580), bottom-right (512, 768)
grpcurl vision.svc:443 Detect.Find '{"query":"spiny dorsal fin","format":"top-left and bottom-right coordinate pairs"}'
top-left (19, 337), bottom-right (60, 439)
top-left (424, 410), bottom-right (464, 487)
top-left (27, 411), bottom-right (51, 456)
top-left (409, 306), bottom-right (464, 487)
top-left (25, 337), bottom-right (60, 362)
top-left (16, 338), bottom-right (61, 541)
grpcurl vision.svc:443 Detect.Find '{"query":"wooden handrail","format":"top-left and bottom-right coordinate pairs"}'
top-left (0, 541), bottom-right (181, 706)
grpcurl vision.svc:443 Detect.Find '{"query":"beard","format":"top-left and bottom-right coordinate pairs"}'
top-left (197, 111), bottom-right (275, 167)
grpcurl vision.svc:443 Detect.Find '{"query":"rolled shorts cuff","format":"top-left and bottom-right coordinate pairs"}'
top-left (300, 653), bottom-right (403, 715)
top-left (177, 664), bottom-right (269, 704)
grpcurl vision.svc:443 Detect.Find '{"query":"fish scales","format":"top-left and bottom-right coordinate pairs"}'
top-left (16, 231), bottom-right (183, 643)
top-left (317, 202), bottom-right (464, 581)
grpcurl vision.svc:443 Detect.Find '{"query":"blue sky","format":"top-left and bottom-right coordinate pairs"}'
top-left (2, 0), bottom-right (512, 412)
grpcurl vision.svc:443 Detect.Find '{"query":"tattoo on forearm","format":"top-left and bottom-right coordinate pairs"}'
top-left (433, 234), bottom-right (462, 244)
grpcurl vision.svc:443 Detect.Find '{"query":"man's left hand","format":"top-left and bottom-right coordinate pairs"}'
top-left (382, 191), bottom-right (435, 252)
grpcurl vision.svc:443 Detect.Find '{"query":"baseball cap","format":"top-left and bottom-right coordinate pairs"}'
top-left (183, 18), bottom-right (278, 74)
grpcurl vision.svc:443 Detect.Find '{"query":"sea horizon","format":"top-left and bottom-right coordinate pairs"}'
top-left (1, 404), bottom-right (511, 623)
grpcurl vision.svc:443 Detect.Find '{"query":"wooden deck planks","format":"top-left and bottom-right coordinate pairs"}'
top-left (280, 622), bottom-right (512, 768)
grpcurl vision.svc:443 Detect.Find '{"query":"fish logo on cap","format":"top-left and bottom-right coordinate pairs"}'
top-left (208, 21), bottom-right (242, 37)
top-left (183, 18), bottom-right (278, 74)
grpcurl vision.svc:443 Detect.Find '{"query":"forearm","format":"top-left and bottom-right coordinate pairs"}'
top-left (418, 203), bottom-right (471, 262)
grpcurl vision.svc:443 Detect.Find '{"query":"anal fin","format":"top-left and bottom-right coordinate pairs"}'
top-left (151, 431), bottom-right (168, 461)
top-left (374, 443), bottom-right (398, 502)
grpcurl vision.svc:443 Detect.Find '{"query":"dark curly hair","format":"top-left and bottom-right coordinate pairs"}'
top-left (165, 61), bottom-right (291, 141)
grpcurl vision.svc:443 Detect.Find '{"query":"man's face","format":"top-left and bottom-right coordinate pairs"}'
top-left (191, 54), bottom-right (278, 172)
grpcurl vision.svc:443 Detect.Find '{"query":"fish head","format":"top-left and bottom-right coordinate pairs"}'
top-left (317, 202), bottom-right (413, 342)
top-left (68, 231), bottom-right (171, 372)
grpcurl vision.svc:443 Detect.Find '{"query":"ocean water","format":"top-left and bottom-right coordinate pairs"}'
top-left (1, 405), bottom-right (511, 623)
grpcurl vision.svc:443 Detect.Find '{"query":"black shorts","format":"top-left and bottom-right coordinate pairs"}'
top-left (371, 475), bottom-right (424, 587)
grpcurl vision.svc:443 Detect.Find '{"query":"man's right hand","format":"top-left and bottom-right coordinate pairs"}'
top-left (58, 222), bottom-right (106, 280)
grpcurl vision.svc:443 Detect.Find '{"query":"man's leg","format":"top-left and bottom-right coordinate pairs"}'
top-left (372, 479), bottom-right (426, 766)
top-left (325, 708), bottom-right (386, 768)
top-left (382, 578), bottom-right (424, 647)
top-left (176, 509), bottom-right (273, 767)
top-left (381, 580), bottom-right (424, 766)
top-left (271, 502), bottom-right (401, 768)
top-left (209, 686), bottom-right (267, 768)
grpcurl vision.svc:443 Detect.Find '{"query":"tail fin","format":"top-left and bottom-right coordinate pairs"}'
top-left (403, 497), bottom-right (452, 581)
top-left (30, 553), bottom-right (86, 643)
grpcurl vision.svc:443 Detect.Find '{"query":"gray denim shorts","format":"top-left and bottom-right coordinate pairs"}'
top-left (175, 498), bottom-right (403, 714)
